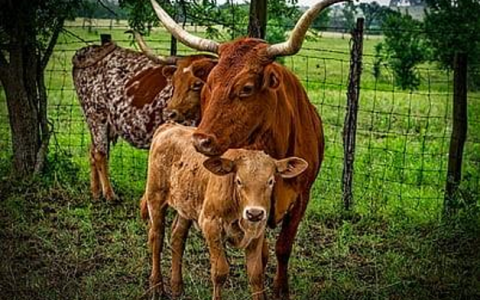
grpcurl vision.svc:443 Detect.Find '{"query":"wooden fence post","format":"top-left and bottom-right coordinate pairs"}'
top-left (342, 18), bottom-right (364, 211)
top-left (100, 34), bottom-right (112, 45)
top-left (444, 52), bottom-right (468, 215)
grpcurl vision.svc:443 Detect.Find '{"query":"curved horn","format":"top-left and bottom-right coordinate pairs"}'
top-left (150, 0), bottom-right (219, 54)
top-left (267, 0), bottom-right (348, 58)
top-left (126, 30), bottom-right (177, 65)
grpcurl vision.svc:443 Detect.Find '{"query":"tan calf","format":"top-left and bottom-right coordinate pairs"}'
top-left (142, 123), bottom-right (307, 300)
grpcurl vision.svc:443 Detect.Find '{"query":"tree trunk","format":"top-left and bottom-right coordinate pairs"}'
top-left (248, 0), bottom-right (267, 39)
top-left (3, 73), bottom-right (40, 176)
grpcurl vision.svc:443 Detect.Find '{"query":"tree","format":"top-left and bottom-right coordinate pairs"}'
top-left (358, 2), bottom-right (394, 32)
top-left (248, 0), bottom-right (267, 38)
top-left (0, 0), bottom-right (80, 176)
top-left (376, 11), bottom-right (429, 90)
top-left (424, 0), bottom-right (480, 89)
top-left (342, 2), bottom-right (357, 30)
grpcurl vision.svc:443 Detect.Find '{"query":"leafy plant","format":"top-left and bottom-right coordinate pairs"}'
top-left (376, 11), bottom-right (429, 90)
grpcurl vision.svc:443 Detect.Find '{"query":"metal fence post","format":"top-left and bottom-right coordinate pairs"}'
top-left (444, 52), bottom-right (468, 215)
top-left (342, 18), bottom-right (364, 211)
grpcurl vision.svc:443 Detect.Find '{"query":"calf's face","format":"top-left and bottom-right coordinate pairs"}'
top-left (204, 152), bottom-right (308, 236)
top-left (162, 58), bottom-right (217, 124)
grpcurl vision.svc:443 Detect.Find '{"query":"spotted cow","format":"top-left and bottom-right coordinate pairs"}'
top-left (72, 40), bottom-right (215, 200)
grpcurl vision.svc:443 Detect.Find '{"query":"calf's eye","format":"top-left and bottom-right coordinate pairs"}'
top-left (235, 178), bottom-right (242, 186)
top-left (191, 81), bottom-right (203, 91)
top-left (268, 177), bottom-right (275, 187)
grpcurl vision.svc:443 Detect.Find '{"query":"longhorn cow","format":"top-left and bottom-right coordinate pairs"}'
top-left (147, 0), bottom-right (347, 299)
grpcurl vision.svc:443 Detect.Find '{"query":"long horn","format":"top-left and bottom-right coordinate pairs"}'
top-left (150, 0), bottom-right (219, 54)
top-left (267, 0), bottom-right (348, 58)
top-left (126, 30), bottom-right (177, 64)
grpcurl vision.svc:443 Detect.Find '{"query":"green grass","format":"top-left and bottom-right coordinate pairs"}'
top-left (1, 20), bottom-right (480, 299)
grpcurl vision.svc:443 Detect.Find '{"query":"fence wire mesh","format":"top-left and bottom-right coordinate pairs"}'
top-left (0, 23), bottom-right (479, 220)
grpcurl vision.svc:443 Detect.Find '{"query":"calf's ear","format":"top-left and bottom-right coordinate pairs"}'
top-left (276, 157), bottom-right (308, 179)
top-left (162, 65), bottom-right (177, 79)
top-left (203, 157), bottom-right (235, 176)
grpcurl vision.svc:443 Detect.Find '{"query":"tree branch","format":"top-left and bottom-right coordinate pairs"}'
top-left (97, 0), bottom-right (118, 18)
top-left (40, 17), bottom-right (65, 71)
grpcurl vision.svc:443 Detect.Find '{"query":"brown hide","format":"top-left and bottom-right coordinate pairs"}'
top-left (194, 38), bottom-right (324, 225)
top-left (165, 57), bottom-right (217, 123)
top-left (126, 65), bottom-right (168, 108)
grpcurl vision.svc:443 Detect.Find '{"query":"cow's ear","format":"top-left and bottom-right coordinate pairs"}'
top-left (262, 64), bottom-right (281, 91)
top-left (203, 157), bottom-right (235, 176)
top-left (275, 157), bottom-right (308, 179)
top-left (162, 65), bottom-right (177, 79)
top-left (193, 59), bottom-right (217, 81)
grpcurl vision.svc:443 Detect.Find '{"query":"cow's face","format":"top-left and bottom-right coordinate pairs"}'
top-left (204, 152), bottom-right (308, 235)
top-left (192, 40), bottom-right (281, 156)
top-left (163, 57), bottom-right (217, 124)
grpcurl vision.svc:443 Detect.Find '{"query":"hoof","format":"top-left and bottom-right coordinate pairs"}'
top-left (104, 191), bottom-right (119, 202)
top-left (150, 290), bottom-right (170, 300)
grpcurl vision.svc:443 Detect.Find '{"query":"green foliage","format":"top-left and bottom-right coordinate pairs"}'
top-left (0, 0), bottom-right (80, 53)
top-left (76, 0), bottom-right (128, 20)
top-left (358, 1), bottom-right (395, 32)
top-left (342, 2), bottom-right (357, 30)
top-left (376, 12), bottom-right (429, 90)
top-left (424, 0), bottom-right (480, 89)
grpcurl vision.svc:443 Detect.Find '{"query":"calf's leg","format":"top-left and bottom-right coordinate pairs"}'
top-left (170, 214), bottom-right (192, 298)
top-left (148, 201), bottom-right (168, 299)
top-left (246, 235), bottom-right (267, 300)
top-left (203, 220), bottom-right (229, 300)
top-left (273, 193), bottom-right (308, 300)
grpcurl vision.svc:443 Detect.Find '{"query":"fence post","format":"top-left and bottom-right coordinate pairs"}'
top-left (444, 52), bottom-right (468, 215)
top-left (342, 18), bottom-right (364, 211)
top-left (100, 34), bottom-right (112, 45)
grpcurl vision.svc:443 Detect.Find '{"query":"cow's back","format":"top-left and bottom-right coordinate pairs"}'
top-left (72, 44), bottom-right (171, 149)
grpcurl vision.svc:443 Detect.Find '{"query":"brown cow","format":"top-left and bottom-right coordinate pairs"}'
top-left (142, 123), bottom-right (307, 300)
top-left (72, 35), bottom-right (215, 201)
top-left (149, 0), bottom-right (346, 298)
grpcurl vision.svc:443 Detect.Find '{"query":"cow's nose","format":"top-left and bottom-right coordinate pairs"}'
top-left (245, 208), bottom-right (265, 223)
top-left (192, 132), bottom-right (216, 154)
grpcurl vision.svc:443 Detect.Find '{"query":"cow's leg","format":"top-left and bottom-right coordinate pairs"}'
top-left (273, 193), bottom-right (308, 300)
top-left (89, 121), bottom-right (117, 201)
top-left (170, 214), bottom-right (192, 298)
top-left (246, 235), bottom-right (267, 300)
top-left (148, 201), bottom-right (168, 300)
top-left (203, 221), bottom-right (229, 300)
top-left (94, 149), bottom-right (117, 201)
top-left (89, 145), bottom-right (101, 199)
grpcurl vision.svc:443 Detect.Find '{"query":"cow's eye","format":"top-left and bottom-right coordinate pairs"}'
top-left (235, 177), bottom-right (242, 187)
top-left (191, 81), bottom-right (203, 91)
top-left (239, 84), bottom-right (255, 97)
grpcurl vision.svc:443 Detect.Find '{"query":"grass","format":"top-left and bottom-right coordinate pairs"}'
top-left (1, 19), bottom-right (480, 299)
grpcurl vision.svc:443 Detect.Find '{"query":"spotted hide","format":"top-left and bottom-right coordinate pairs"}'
top-left (72, 42), bottom-right (214, 200)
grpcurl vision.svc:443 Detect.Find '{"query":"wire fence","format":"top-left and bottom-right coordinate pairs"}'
top-left (0, 22), bottom-right (479, 220)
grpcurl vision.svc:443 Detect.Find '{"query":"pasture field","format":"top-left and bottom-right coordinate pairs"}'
top-left (1, 21), bottom-right (479, 299)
